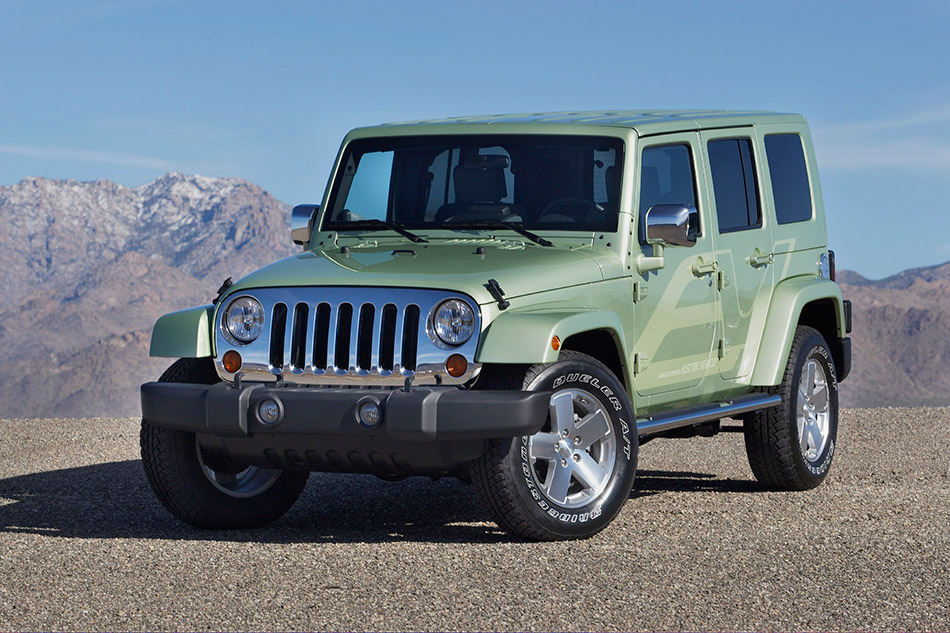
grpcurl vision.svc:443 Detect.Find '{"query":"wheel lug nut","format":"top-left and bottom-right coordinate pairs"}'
top-left (572, 454), bottom-right (580, 462)
top-left (560, 458), bottom-right (567, 467)
top-left (573, 436), bottom-right (581, 445)
top-left (561, 430), bottom-right (569, 438)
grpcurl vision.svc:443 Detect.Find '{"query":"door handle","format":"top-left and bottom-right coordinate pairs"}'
top-left (749, 248), bottom-right (773, 267)
top-left (691, 257), bottom-right (719, 276)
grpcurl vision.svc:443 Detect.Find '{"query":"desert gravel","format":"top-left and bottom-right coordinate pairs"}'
top-left (0, 408), bottom-right (947, 632)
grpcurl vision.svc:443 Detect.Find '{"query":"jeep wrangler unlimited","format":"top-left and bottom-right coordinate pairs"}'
top-left (141, 110), bottom-right (852, 540)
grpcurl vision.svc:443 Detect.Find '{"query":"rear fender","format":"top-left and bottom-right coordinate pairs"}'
top-left (751, 277), bottom-right (848, 385)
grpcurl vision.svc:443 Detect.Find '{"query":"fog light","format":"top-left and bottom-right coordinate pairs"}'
top-left (222, 350), bottom-right (242, 373)
top-left (445, 354), bottom-right (468, 378)
top-left (257, 398), bottom-right (282, 425)
top-left (357, 399), bottom-right (382, 427)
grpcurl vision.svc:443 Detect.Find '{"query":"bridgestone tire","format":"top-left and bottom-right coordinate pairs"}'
top-left (471, 352), bottom-right (638, 541)
top-left (140, 358), bottom-right (309, 529)
top-left (744, 326), bottom-right (839, 491)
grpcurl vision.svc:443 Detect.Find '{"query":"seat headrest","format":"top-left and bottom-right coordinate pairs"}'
top-left (454, 163), bottom-right (508, 203)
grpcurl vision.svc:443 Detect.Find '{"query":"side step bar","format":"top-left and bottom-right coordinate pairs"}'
top-left (636, 393), bottom-right (782, 437)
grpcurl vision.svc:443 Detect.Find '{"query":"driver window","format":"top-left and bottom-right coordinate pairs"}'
top-left (639, 144), bottom-right (698, 242)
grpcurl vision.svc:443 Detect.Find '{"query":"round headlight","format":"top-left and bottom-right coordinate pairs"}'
top-left (224, 296), bottom-right (265, 343)
top-left (433, 299), bottom-right (475, 346)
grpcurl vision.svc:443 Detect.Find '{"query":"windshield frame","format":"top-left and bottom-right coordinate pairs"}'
top-left (320, 133), bottom-right (626, 236)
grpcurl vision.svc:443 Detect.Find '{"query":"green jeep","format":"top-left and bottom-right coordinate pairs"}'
top-left (141, 110), bottom-right (852, 540)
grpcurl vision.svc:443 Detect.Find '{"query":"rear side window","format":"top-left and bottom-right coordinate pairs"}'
top-left (765, 134), bottom-right (813, 224)
top-left (707, 138), bottom-right (760, 232)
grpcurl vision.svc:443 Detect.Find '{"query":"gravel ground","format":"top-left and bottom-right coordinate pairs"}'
top-left (0, 408), bottom-right (947, 632)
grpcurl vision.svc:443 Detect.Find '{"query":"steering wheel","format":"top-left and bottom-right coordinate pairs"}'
top-left (539, 199), bottom-right (606, 222)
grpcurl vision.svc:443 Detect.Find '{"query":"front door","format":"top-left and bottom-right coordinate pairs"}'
top-left (632, 135), bottom-right (720, 397)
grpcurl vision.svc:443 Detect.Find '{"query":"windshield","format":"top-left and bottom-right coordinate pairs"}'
top-left (322, 134), bottom-right (624, 234)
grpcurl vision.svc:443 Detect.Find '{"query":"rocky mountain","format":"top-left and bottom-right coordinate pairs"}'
top-left (837, 262), bottom-right (950, 408)
top-left (0, 174), bottom-right (295, 418)
top-left (0, 172), bottom-right (947, 417)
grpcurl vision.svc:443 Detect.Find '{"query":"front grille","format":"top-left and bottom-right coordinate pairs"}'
top-left (268, 300), bottom-right (420, 374)
top-left (214, 287), bottom-right (481, 386)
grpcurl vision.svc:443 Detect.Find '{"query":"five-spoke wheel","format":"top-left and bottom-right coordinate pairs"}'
top-left (527, 389), bottom-right (616, 508)
top-left (471, 352), bottom-right (637, 540)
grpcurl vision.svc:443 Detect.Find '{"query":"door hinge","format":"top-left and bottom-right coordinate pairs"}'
top-left (716, 270), bottom-right (730, 290)
top-left (718, 339), bottom-right (727, 359)
top-left (633, 281), bottom-right (648, 303)
top-left (633, 352), bottom-right (650, 375)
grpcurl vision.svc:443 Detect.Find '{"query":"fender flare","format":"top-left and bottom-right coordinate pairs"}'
top-left (149, 304), bottom-right (214, 358)
top-left (750, 277), bottom-right (847, 386)
top-left (477, 309), bottom-right (628, 366)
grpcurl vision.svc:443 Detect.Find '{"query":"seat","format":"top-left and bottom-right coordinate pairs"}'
top-left (435, 156), bottom-right (525, 222)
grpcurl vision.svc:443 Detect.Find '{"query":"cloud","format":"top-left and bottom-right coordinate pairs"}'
top-left (812, 105), bottom-right (950, 172)
top-left (0, 144), bottom-right (176, 171)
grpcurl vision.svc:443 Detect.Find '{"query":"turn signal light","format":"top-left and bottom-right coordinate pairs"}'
top-left (222, 350), bottom-right (243, 373)
top-left (551, 336), bottom-right (561, 351)
top-left (445, 354), bottom-right (468, 378)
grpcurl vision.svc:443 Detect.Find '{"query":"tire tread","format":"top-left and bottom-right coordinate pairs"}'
top-left (744, 326), bottom-right (836, 491)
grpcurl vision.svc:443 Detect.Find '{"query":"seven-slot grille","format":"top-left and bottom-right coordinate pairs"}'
top-left (268, 300), bottom-right (420, 374)
top-left (214, 287), bottom-right (481, 386)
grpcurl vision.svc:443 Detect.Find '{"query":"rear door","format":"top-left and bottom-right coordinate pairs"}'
top-left (698, 129), bottom-right (774, 380)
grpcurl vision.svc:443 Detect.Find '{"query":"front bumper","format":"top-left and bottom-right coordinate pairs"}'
top-left (141, 381), bottom-right (551, 475)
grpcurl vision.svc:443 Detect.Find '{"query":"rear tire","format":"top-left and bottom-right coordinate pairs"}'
top-left (744, 326), bottom-right (839, 491)
top-left (140, 358), bottom-right (308, 529)
top-left (471, 352), bottom-right (637, 540)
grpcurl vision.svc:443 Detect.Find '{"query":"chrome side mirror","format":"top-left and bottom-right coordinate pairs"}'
top-left (291, 204), bottom-right (320, 248)
top-left (645, 204), bottom-right (699, 248)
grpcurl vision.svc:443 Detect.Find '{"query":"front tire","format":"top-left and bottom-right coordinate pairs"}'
top-left (140, 358), bottom-right (309, 529)
top-left (744, 326), bottom-right (839, 491)
top-left (471, 352), bottom-right (638, 540)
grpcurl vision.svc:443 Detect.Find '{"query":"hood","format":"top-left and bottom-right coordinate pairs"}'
top-left (227, 240), bottom-right (621, 306)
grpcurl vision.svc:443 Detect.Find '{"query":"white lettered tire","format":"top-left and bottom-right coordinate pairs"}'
top-left (472, 352), bottom-right (637, 540)
top-left (744, 326), bottom-right (840, 490)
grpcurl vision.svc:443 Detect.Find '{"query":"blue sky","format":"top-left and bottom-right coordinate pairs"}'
top-left (2, 0), bottom-right (948, 279)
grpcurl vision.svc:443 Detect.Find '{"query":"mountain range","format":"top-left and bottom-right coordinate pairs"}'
top-left (0, 174), bottom-right (946, 417)
top-left (0, 174), bottom-right (294, 418)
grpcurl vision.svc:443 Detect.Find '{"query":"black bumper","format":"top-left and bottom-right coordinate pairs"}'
top-left (141, 381), bottom-right (551, 475)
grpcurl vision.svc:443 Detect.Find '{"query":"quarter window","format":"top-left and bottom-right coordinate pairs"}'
top-left (765, 134), bottom-right (813, 224)
top-left (707, 138), bottom-right (761, 232)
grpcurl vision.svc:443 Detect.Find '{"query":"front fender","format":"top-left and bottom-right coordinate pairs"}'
top-left (476, 309), bottom-right (627, 365)
top-left (750, 277), bottom-right (846, 386)
top-left (149, 304), bottom-right (214, 358)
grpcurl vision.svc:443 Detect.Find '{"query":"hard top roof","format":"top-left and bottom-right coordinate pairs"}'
top-left (370, 110), bottom-right (805, 136)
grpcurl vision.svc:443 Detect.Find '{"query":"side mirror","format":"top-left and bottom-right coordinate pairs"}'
top-left (291, 204), bottom-right (320, 248)
top-left (636, 204), bottom-right (699, 274)
top-left (645, 204), bottom-right (699, 248)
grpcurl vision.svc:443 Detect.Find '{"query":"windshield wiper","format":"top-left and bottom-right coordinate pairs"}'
top-left (344, 219), bottom-right (428, 243)
top-left (446, 220), bottom-right (553, 247)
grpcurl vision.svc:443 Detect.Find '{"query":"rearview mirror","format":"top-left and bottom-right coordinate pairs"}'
top-left (291, 204), bottom-right (320, 248)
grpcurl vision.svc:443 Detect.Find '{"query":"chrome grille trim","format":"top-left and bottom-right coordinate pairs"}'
top-left (214, 287), bottom-right (481, 386)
